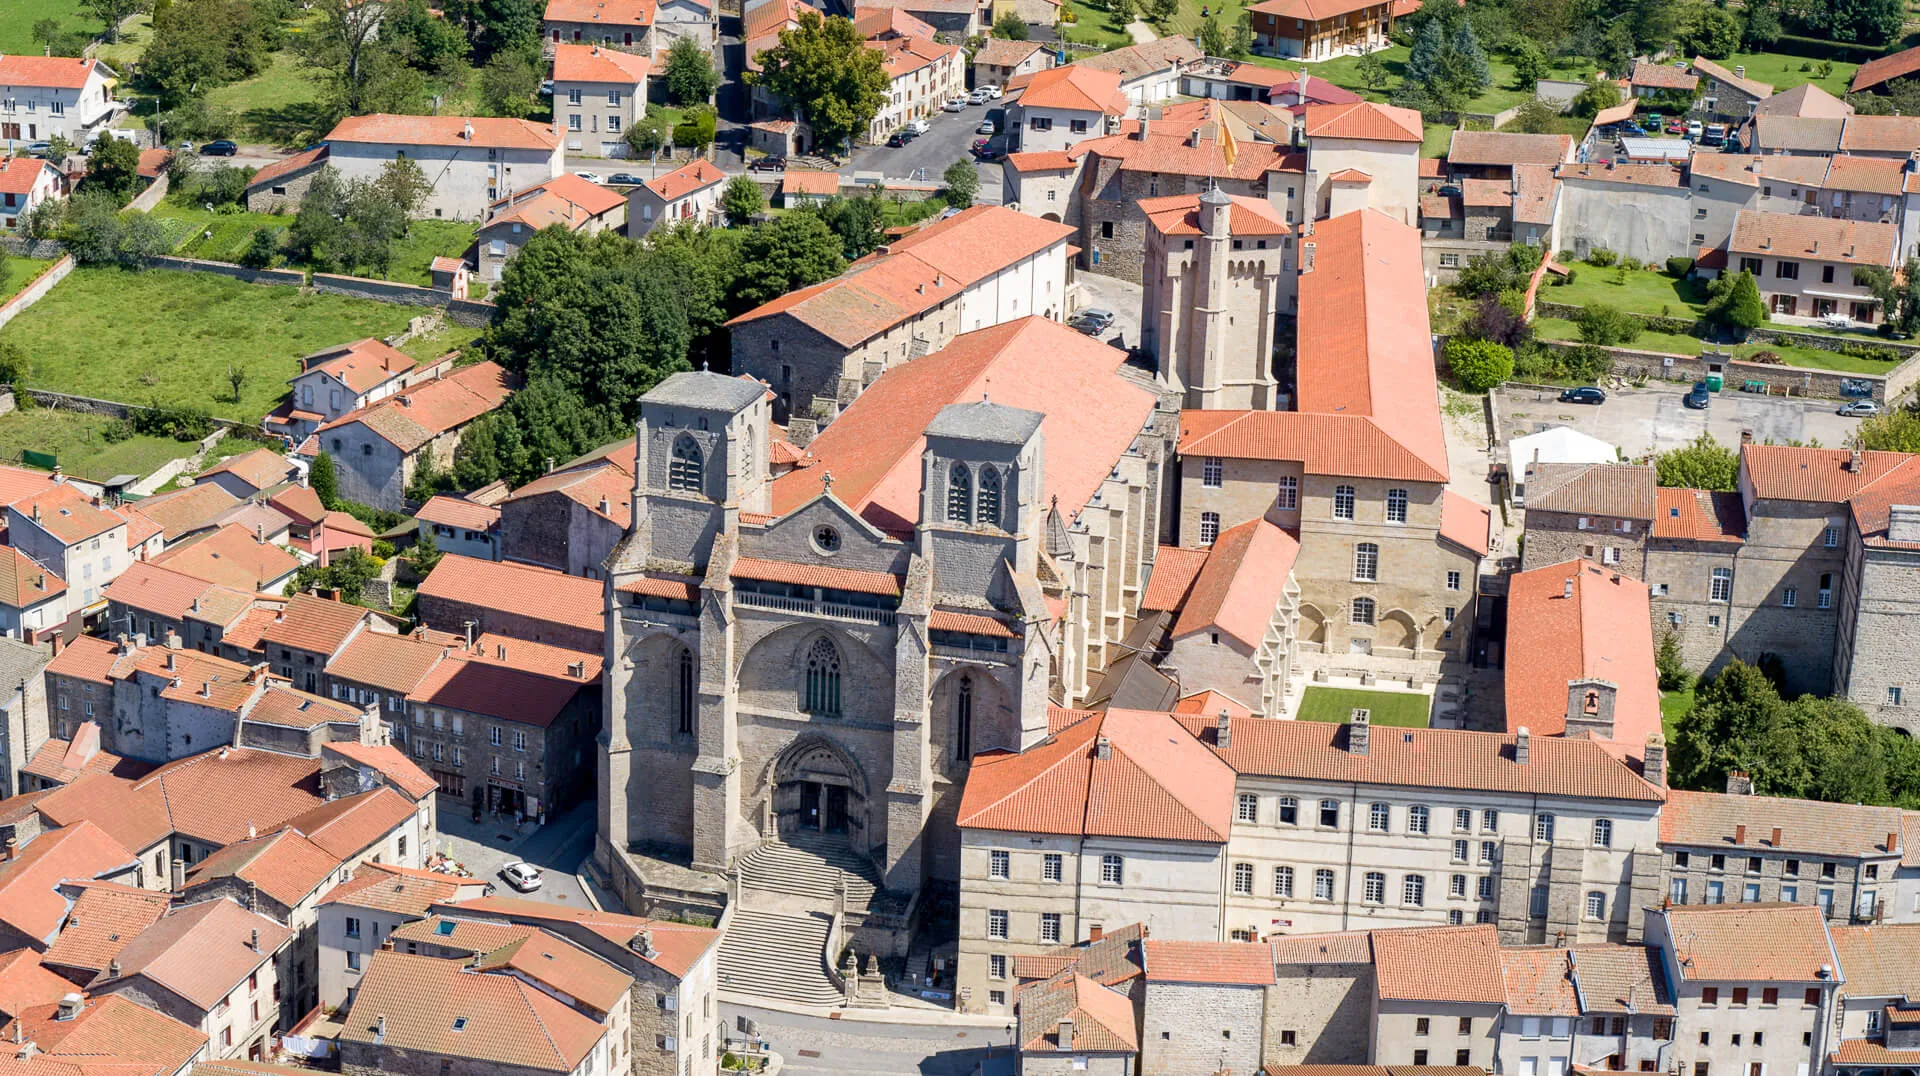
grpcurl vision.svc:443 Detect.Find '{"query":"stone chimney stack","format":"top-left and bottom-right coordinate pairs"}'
top-left (1216, 709), bottom-right (1232, 749)
top-left (1347, 708), bottom-right (1370, 755)
top-left (170, 856), bottom-right (184, 890)
top-left (1515, 726), bottom-right (1531, 765)
top-left (1094, 735), bottom-right (1111, 760)
top-left (1771, 826), bottom-right (1782, 846)
top-left (1643, 733), bottom-right (1667, 788)
top-left (1056, 1018), bottom-right (1074, 1050)
top-left (1726, 770), bottom-right (1754, 795)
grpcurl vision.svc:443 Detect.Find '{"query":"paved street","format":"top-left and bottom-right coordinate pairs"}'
top-left (1073, 271), bottom-right (1144, 351)
top-left (720, 1003), bottom-right (1017, 1075)
top-left (433, 801), bottom-right (597, 909)
top-left (846, 102), bottom-right (1001, 181)
top-left (1496, 381), bottom-right (1870, 460)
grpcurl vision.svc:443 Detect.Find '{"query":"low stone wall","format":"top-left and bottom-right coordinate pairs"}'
top-left (0, 255), bottom-right (76, 332)
top-left (1534, 298), bottom-right (1920, 361)
top-left (15, 388), bottom-right (244, 426)
top-left (1540, 338), bottom-right (1886, 401)
top-left (445, 298), bottom-right (497, 327)
top-left (142, 255), bottom-right (306, 287)
top-left (311, 274), bottom-right (499, 326)
top-left (1747, 324), bottom-right (1920, 358)
top-left (1887, 351), bottom-right (1920, 405)
top-left (0, 237), bottom-right (67, 259)
top-left (126, 173), bottom-right (170, 213)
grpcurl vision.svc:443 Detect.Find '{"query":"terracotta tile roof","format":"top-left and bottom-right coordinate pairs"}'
top-left (1555, 161), bottom-right (1683, 187)
top-left (502, 452), bottom-right (633, 524)
top-left (220, 605), bottom-right (284, 652)
top-left (1141, 192), bottom-right (1289, 237)
top-left (3, 993), bottom-right (206, 1073)
top-left (465, 632), bottom-right (602, 682)
top-left (197, 448), bottom-right (292, 493)
top-left (1661, 787), bottom-right (1905, 858)
top-left (1171, 519), bottom-right (1298, 647)
top-left (1823, 154), bottom-right (1905, 196)
top-left (1730, 209), bottom-right (1895, 265)
top-left (1460, 177), bottom-right (1507, 208)
top-left (781, 170), bottom-right (841, 197)
top-left (44, 634), bottom-right (118, 686)
top-left (474, 930), bottom-right (633, 1013)
top-left (0, 56), bottom-right (106, 90)
top-left (14, 486), bottom-right (125, 546)
top-left (855, 5), bottom-right (937, 36)
top-left (1019, 64), bottom-right (1128, 114)
top-left (484, 174), bottom-right (629, 232)
top-left (742, 0), bottom-right (814, 37)
top-left (0, 823), bottom-right (137, 946)
top-left (407, 649), bottom-right (591, 729)
top-left (1523, 463), bottom-right (1655, 519)
top-left (1742, 444), bottom-right (1910, 502)
top-left (1013, 923), bottom-right (1144, 985)
top-left (769, 317), bottom-right (1155, 536)
top-left (417, 554), bottom-right (604, 635)
top-left (1439, 491), bottom-right (1491, 556)
top-left (299, 338), bottom-right (418, 394)
top-left (317, 361), bottom-right (514, 453)
top-left (1179, 410), bottom-right (1447, 483)
top-left (1691, 57), bottom-right (1773, 100)
top-left (1756, 82), bottom-right (1852, 119)
top-left (1509, 163), bottom-right (1558, 226)
top-left (1004, 150), bottom-right (1076, 172)
top-left (1567, 944), bottom-right (1673, 1014)
top-left (1069, 122), bottom-right (1295, 182)
top-left (1749, 114), bottom-right (1844, 153)
top-left (0, 158), bottom-right (60, 197)
top-left (1140, 546), bottom-right (1209, 613)
top-left (1853, 42), bottom-right (1920, 92)
top-left (38, 882), bottom-right (170, 979)
top-left (642, 158), bottom-right (727, 201)
top-left (1305, 101), bottom-right (1423, 143)
top-left (958, 707), bottom-right (1235, 842)
top-left (1143, 940), bottom-right (1275, 985)
top-left (1835, 1040), bottom-right (1920, 1066)
top-left (342, 949), bottom-right (608, 1072)
top-left (326, 114), bottom-right (561, 151)
top-left (428, 896), bottom-right (720, 978)
top-left (0, 949), bottom-right (84, 1020)
top-left (1504, 560), bottom-right (1656, 746)
top-left (109, 899), bottom-right (291, 1011)
top-left (415, 494), bottom-right (500, 533)
top-left (1073, 37), bottom-right (1201, 81)
top-left (1372, 924), bottom-right (1505, 1003)
top-left (20, 729), bottom-right (145, 789)
top-left (266, 486), bottom-right (325, 527)
top-left (150, 524), bottom-right (299, 592)
top-left (326, 630), bottom-right (449, 695)
top-left (1421, 193), bottom-right (1461, 220)
top-left (390, 914), bottom-right (536, 953)
top-left (926, 609), bottom-right (1015, 636)
top-left (243, 681), bottom-right (363, 730)
top-left (1841, 114), bottom-right (1920, 152)
top-left (1830, 924), bottom-right (1920, 998)
top-left (261, 592), bottom-right (368, 656)
top-left (732, 557), bottom-right (902, 596)
top-left (872, 34), bottom-right (959, 79)
top-left (320, 741), bottom-right (440, 800)
top-left (0, 546), bottom-right (64, 610)
top-left (320, 862), bottom-right (488, 917)
top-left (1269, 930), bottom-right (1372, 965)
top-left (1688, 152), bottom-right (1828, 189)
top-left (1658, 903), bottom-right (1837, 982)
top-left (246, 145), bottom-right (329, 192)
top-left (614, 574), bottom-right (700, 601)
top-left (100, 561), bottom-right (243, 627)
top-left (1631, 61), bottom-right (1699, 90)
top-left (1172, 691), bottom-right (1251, 723)
top-left (1500, 947), bottom-right (1579, 1015)
top-left (1249, 0), bottom-right (1381, 19)
top-left (975, 38), bottom-right (1047, 66)
top-left (182, 827), bottom-right (341, 908)
top-left (1018, 972), bottom-right (1137, 1052)
top-left (126, 483), bottom-right (242, 543)
top-left (284, 788), bottom-right (418, 860)
top-left (880, 204), bottom-right (1078, 290)
top-left (1849, 455), bottom-right (1920, 549)
top-left (1449, 131), bottom-right (1573, 168)
top-left (1180, 712), bottom-right (1664, 801)
top-left (1591, 100), bottom-right (1638, 126)
top-left (545, 0), bottom-right (655, 21)
top-left (551, 42), bottom-right (652, 83)
top-left (37, 747), bottom-right (324, 852)
top-left (1653, 487), bottom-right (1745, 544)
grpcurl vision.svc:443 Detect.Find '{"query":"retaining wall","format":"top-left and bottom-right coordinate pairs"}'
top-left (142, 255), bottom-right (306, 287)
top-left (0, 238), bottom-right (68, 259)
top-left (1540, 338), bottom-right (1887, 401)
top-left (126, 173), bottom-right (170, 213)
top-left (0, 255), bottom-right (76, 332)
top-left (310, 274), bottom-right (498, 326)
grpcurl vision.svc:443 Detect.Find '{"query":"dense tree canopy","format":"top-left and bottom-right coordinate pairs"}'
top-left (750, 12), bottom-right (891, 153)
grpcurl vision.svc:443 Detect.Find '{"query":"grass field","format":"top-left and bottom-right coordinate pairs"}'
top-left (0, 0), bottom-right (94, 55)
top-left (1719, 52), bottom-right (1860, 97)
top-left (152, 200), bottom-right (477, 287)
top-left (0, 408), bottom-right (199, 483)
top-left (1661, 686), bottom-right (1696, 741)
top-left (1532, 316), bottom-right (1896, 373)
top-left (398, 322), bottom-right (486, 363)
top-left (0, 268), bottom-right (422, 420)
top-left (1545, 267), bottom-right (1712, 317)
top-left (2, 259), bottom-right (57, 306)
top-left (1062, 4), bottom-right (1137, 49)
top-left (1297, 687), bottom-right (1433, 727)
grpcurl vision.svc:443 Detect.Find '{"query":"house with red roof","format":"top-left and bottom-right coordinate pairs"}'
top-left (549, 44), bottom-right (652, 159)
top-left (1008, 64), bottom-right (1132, 154)
top-left (0, 157), bottom-right (66, 232)
top-left (494, 440), bottom-right (636, 575)
top-left (476, 172), bottom-right (627, 282)
top-left (92, 896), bottom-right (295, 1059)
top-left (7, 483), bottom-right (138, 614)
top-left (627, 158), bottom-right (727, 237)
top-left (1303, 100), bottom-right (1425, 226)
top-left (0, 57), bottom-right (120, 144)
top-left (414, 493), bottom-right (503, 562)
top-left (320, 114), bottom-right (564, 221)
top-left (244, 144), bottom-right (330, 214)
top-left (1504, 560), bottom-right (1661, 749)
top-left (276, 338), bottom-right (444, 441)
top-left (864, 30), bottom-right (966, 144)
top-left (305, 361), bottom-right (515, 510)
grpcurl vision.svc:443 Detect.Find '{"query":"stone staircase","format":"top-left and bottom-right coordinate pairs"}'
top-left (715, 908), bottom-right (844, 1007)
top-left (736, 837), bottom-right (880, 914)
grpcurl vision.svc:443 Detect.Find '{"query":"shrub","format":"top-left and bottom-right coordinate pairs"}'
top-left (1443, 336), bottom-right (1514, 392)
top-left (131, 402), bottom-right (214, 442)
top-left (1574, 303), bottom-right (1641, 346)
top-left (1620, 256), bottom-right (1642, 272)
top-left (1747, 350), bottom-right (1783, 365)
top-left (1667, 256), bottom-right (1695, 277)
top-left (1657, 631), bottom-right (1691, 692)
top-left (1585, 248), bottom-right (1617, 268)
top-left (101, 419), bottom-right (134, 444)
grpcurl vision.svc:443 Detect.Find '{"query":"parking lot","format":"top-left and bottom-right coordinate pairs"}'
top-left (844, 100), bottom-right (1006, 198)
top-left (1496, 382), bottom-right (1870, 460)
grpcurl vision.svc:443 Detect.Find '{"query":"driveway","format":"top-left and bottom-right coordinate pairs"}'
top-left (1496, 382), bottom-right (1869, 460)
top-left (720, 1003), bottom-right (1018, 1076)
top-left (433, 801), bottom-right (596, 910)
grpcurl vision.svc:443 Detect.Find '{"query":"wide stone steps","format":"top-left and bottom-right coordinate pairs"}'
top-left (737, 839), bottom-right (879, 913)
top-left (716, 908), bottom-right (843, 1007)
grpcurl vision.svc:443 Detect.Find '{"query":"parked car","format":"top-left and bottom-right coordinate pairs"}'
top-left (942, 97), bottom-right (967, 112)
top-left (1684, 382), bottom-right (1711, 409)
top-left (887, 131), bottom-right (911, 147)
top-left (976, 118), bottom-right (996, 134)
top-left (1703, 123), bottom-right (1729, 146)
top-left (1686, 119), bottom-right (1703, 140)
top-left (1071, 308), bottom-right (1116, 335)
top-left (21, 142), bottom-right (52, 158)
top-left (1558, 386), bottom-right (1607, 405)
top-left (1623, 123), bottom-right (1648, 136)
top-left (1666, 120), bottom-right (1687, 134)
top-left (968, 88), bottom-right (993, 104)
top-left (202, 140), bottom-right (239, 156)
top-left (748, 155), bottom-right (788, 172)
top-left (906, 119), bottom-right (931, 134)
top-left (500, 862), bottom-right (543, 892)
top-left (607, 172), bottom-right (647, 185)
top-left (1839, 400), bottom-right (1882, 417)
top-left (985, 84), bottom-right (1003, 98)
top-left (575, 171), bottom-right (604, 184)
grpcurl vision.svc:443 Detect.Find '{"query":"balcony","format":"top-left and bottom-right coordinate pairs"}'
top-left (735, 589), bottom-right (897, 626)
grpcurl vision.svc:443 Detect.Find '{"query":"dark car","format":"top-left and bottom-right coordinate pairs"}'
top-left (1558, 386), bottom-right (1607, 405)
top-left (1070, 308), bottom-right (1116, 335)
top-left (748, 155), bottom-right (788, 172)
top-left (202, 140), bottom-right (240, 156)
top-left (1684, 382), bottom-right (1711, 409)
top-left (606, 172), bottom-right (646, 185)
top-left (887, 132), bottom-right (910, 147)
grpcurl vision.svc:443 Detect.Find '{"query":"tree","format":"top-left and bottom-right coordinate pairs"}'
top-left (60, 193), bottom-right (126, 266)
top-left (1679, 4), bottom-right (1741, 59)
top-left (1570, 74), bottom-right (1621, 118)
top-left (732, 212), bottom-right (849, 310)
top-left (375, 156), bottom-right (432, 220)
top-left (240, 227), bottom-right (279, 269)
top-left (1574, 302), bottom-right (1641, 346)
top-left (408, 526), bottom-right (444, 573)
top-left (438, 0), bottom-right (543, 62)
top-left (20, 200), bottom-right (62, 242)
top-left (1443, 337), bottom-right (1513, 392)
top-left (1507, 96), bottom-right (1560, 133)
top-left (722, 175), bottom-right (767, 226)
top-left (815, 191), bottom-right (888, 259)
top-left (301, 0), bottom-right (424, 123)
top-left (1404, 19), bottom-right (1447, 87)
top-left (942, 158), bottom-right (979, 209)
top-left (992, 9), bottom-right (1030, 39)
top-left (292, 548), bottom-right (380, 604)
top-left (1855, 259), bottom-right (1920, 337)
top-left (0, 340), bottom-right (30, 388)
top-left (0, 248), bottom-right (9, 298)
top-left (119, 212), bottom-right (167, 263)
top-left (1229, 10), bottom-right (1253, 57)
top-left (750, 11), bottom-right (892, 154)
top-left (1511, 40), bottom-right (1548, 91)
top-left (1464, 293), bottom-right (1531, 348)
top-left (480, 46), bottom-right (544, 118)
top-left (405, 443), bottom-right (452, 502)
top-left (1706, 269), bottom-right (1766, 335)
top-left (84, 132), bottom-right (145, 203)
top-left (142, 0), bottom-right (278, 107)
top-left (664, 35), bottom-right (721, 105)
top-left (226, 363), bottom-right (247, 404)
top-left (1198, 14), bottom-right (1229, 57)
top-left (1816, 0), bottom-right (1904, 45)
top-left (384, 0), bottom-right (471, 71)
top-left (1657, 630), bottom-right (1691, 692)
top-left (1855, 408), bottom-right (1920, 453)
top-left (1654, 432), bottom-right (1739, 491)
top-left (311, 451), bottom-right (341, 509)
top-left (1743, 0), bottom-right (1782, 48)
top-left (82, 0), bottom-right (146, 43)
top-left (1356, 51), bottom-right (1389, 92)
top-left (1444, 20), bottom-right (1491, 96)
top-left (624, 111), bottom-right (673, 158)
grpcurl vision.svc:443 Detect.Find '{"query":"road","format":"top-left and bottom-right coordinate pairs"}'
top-left (433, 801), bottom-right (597, 909)
top-left (844, 101), bottom-right (1008, 202)
top-left (1496, 380), bottom-right (1869, 460)
top-left (721, 1002), bottom-right (1018, 1076)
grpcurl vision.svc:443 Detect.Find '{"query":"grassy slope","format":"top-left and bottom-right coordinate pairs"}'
top-left (0, 268), bottom-right (420, 420)
top-left (0, 0), bottom-right (93, 54)
top-left (152, 201), bottom-right (477, 286)
top-left (0, 409), bottom-right (197, 483)
top-left (1297, 686), bottom-right (1433, 727)
top-left (1531, 316), bottom-right (1896, 374)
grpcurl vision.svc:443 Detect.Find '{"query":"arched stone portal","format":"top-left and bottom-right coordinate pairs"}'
top-left (767, 736), bottom-right (870, 847)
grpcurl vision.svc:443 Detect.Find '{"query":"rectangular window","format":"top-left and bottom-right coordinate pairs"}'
top-left (987, 909), bottom-right (1008, 939)
top-left (1824, 525), bottom-right (1840, 547)
top-left (1198, 512), bottom-right (1220, 545)
top-left (1278, 797), bottom-right (1298, 824)
top-left (1043, 853), bottom-right (1063, 881)
top-left (1775, 261), bottom-right (1799, 279)
top-left (1040, 912), bottom-right (1061, 942)
top-left (1333, 485), bottom-right (1356, 520)
top-left (1320, 800), bottom-right (1339, 827)
top-left (1201, 456), bottom-right (1223, 488)
top-left (1710, 568), bottom-right (1732, 603)
top-left (1314, 869), bottom-right (1335, 900)
top-left (1277, 476), bottom-right (1298, 510)
top-left (1100, 854), bottom-right (1123, 885)
top-left (989, 954), bottom-right (1006, 979)
top-left (1448, 570), bottom-right (1462, 591)
top-left (989, 850), bottom-right (1009, 879)
top-left (1783, 587), bottom-right (1796, 607)
top-left (1274, 865), bottom-right (1294, 896)
top-left (1237, 793), bottom-right (1258, 823)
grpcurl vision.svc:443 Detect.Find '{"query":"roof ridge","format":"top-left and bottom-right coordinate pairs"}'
top-left (962, 723), bottom-right (1098, 826)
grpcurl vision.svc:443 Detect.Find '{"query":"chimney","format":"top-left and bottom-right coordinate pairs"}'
top-left (1348, 708), bottom-right (1370, 755)
top-left (249, 928), bottom-right (259, 952)
top-left (629, 929), bottom-right (657, 958)
top-left (1726, 770), bottom-right (1754, 795)
top-left (1770, 826), bottom-right (1782, 846)
top-left (598, 496), bottom-right (611, 516)
top-left (1089, 924), bottom-right (1104, 941)
top-left (1890, 831), bottom-right (1901, 854)
top-left (54, 995), bottom-right (82, 1022)
top-left (1056, 1017), bottom-right (1074, 1050)
top-left (1515, 726), bottom-right (1531, 765)
top-left (464, 620), bottom-right (476, 650)
top-left (462, 122), bottom-right (474, 140)
top-left (1563, 577), bottom-right (1574, 598)
top-left (165, 651), bottom-right (175, 671)
top-left (568, 660), bottom-right (586, 678)
top-left (375, 1016), bottom-right (387, 1045)
top-left (1093, 735), bottom-right (1111, 760)
top-left (170, 857), bottom-right (185, 890)
top-left (108, 959), bottom-right (120, 978)
top-left (1216, 709), bottom-right (1232, 748)
top-left (1134, 117), bottom-right (1151, 140)
top-left (1735, 65), bottom-right (1746, 78)
top-left (1643, 733), bottom-right (1667, 789)
top-left (496, 643), bottom-right (507, 661)
top-left (189, 596), bottom-right (199, 613)
top-left (1734, 823), bottom-right (1746, 845)
top-left (1849, 448), bottom-right (1865, 473)
top-left (1300, 241), bottom-right (1315, 274)
top-left (199, 681), bottom-right (211, 698)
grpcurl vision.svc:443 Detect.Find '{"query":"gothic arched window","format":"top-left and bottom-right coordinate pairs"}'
top-left (946, 462), bottom-right (973, 524)
top-left (669, 435), bottom-right (703, 492)
top-left (976, 467), bottom-right (1002, 529)
top-left (675, 647), bottom-right (696, 735)
top-left (803, 638), bottom-right (842, 717)
top-left (955, 676), bottom-right (974, 762)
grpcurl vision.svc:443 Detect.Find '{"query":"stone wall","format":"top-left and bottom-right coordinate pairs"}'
top-left (1263, 963), bottom-right (1375, 1068)
top-left (141, 255), bottom-right (305, 287)
top-left (126, 173), bottom-right (169, 212)
top-left (310, 274), bottom-right (498, 326)
top-left (0, 255), bottom-right (74, 332)
top-left (1142, 981), bottom-right (1264, 1076)
top-left (1539, 339), bottom-right (1887, 401)
top-left (0, 238), bottom-right (68, 259)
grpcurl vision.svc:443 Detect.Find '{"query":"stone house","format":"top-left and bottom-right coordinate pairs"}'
top-left (1630, 60), bottom-right (1700, 98)
top-left (415, 554), bottom-right (607, 652)
top-left (476, 173), bottom-right (627, 282)
top-left (650, 0), bottom-right (717, 56)
top-left (92, 897), bottom-right (294, 1061)
top-left (1711, 210), bottom-right (1894, 321)
top-left (1833, 457), bottom-right (1920, 727)
top-left (1661, 785), bottom-right (1907, 921)
top-left (0, 157), bottom-right (66, 232)
top-left (313, 862), bottom-right (490, 1009)
top-left (0, 637), bottom-right (52, 798)
top-left (496, 443), bottom-right (634, 577)
top-left (1262, 931), bottom-right (1376, 1067)
top-left (1689, 58), bottom-right (1775, 122)
top-left (243, 145), bottom-right (330, 214)
top-left (1138, 939), bottom-right (1275, 1074)
top-left (972, 38), bottom-right (1051, 90)
top-left (193, 449), bottom-right (297, 502)
top-left (1246, 0), bottom-right (1393, 60)
top-left (320, 115), bottom-right (565, 222)
top-left (278, 338), bottom-right (438, 441)
top-left (1447, 132), bottom-right (1576, 184)
top-left (1150, 518), bottom-right (1302, 716)
top-left (1007, 65), bottom-right (1131, 155)
top-left (1016, 969), bottom-right (1141, 1074)
top-left (101, 561), bottom-right (268, 661)
top-left (1516, 463), bottom-right (1657, 577)
top-left (1683, 154), bottom-right (1831, 261)
top-left (550, 44), bottom-right (651, 158)
top-left (544, 0), bottom-right (654, 53)
top-left (727, 205), bottom-right (1076, 421)
top-left (1645, 486), bottom-right (1746, 671)
top-left (1002, 150), bottom-right (1079, 220)
top-left (307, 361), bottom-right (515, 511)
top-left (627, 159), bottom-right (726, 238)
top-left (0, 56), bottom-right (121, 144)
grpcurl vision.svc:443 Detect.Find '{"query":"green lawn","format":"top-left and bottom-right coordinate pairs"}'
top-left (0, 0), bottom-right (94, 55)
top-left (152, 200), bottom-right (477, 286)
top-left (1660, 686), bottom-right (1696, 741)
top-left (3, 259), bottom-right (57, 306)
top-left (0, 268), bottom-right (422, 420)
top-left (1532, 316), bottom-right (1897, 374)
top-left (398, 322), bottom-right (486, 363)
top-left (1719, 52), bottom-right (1860, 98)
top-left (1297, 687), bottom-right (1433, 727)
top-left (1546, 267), bottom-right (1711, 319)
top-left (92, 13), bottom-right (152, 69)
top-left (1061, 4), bottom-right (1136, 49)
top-left (0, 408), bottom-right (199, 483)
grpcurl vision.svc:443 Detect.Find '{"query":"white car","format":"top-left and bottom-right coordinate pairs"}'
top-left (967, 88), bottom-right (992, 104)
top-left (575, 171), bottom-right (605, 185)
top-left (1686, 120), bottom-right (1703, 140)
top-left (984, 84), bottom-right (1002, 98)
top-left (905, 119), bottom-right (932, 134)
top-left (1838, 400), bottom-right (1881, 417)
top-left (942, 98), bottom-right (967, 112)
top-left (500, 862), bottom-right (544, 891)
